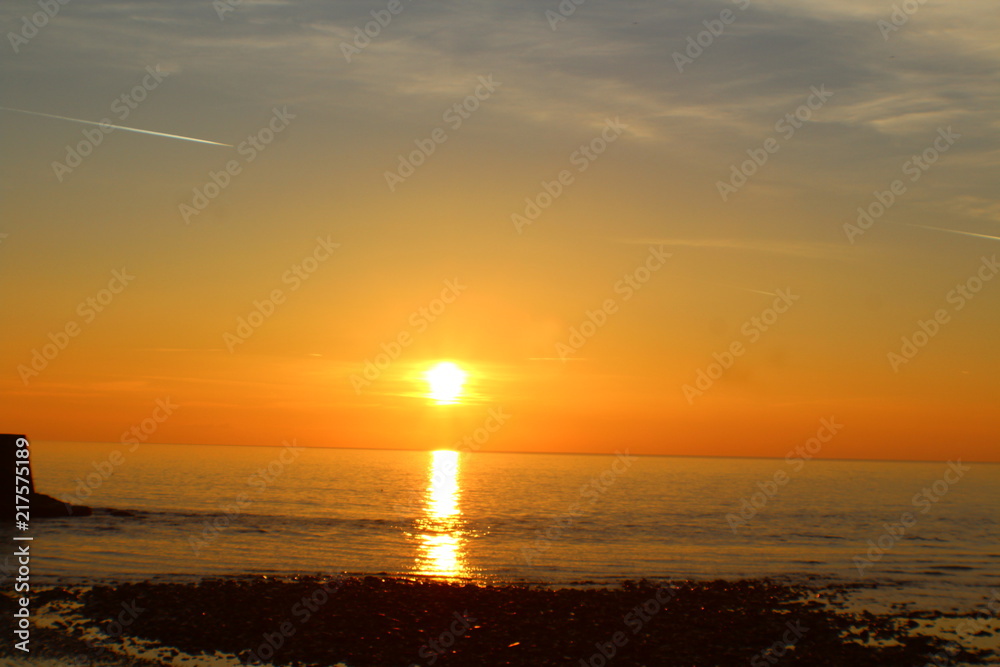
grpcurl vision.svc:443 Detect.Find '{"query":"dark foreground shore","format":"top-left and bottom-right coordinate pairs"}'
top-left (1, 576), bottom-right (995, 666)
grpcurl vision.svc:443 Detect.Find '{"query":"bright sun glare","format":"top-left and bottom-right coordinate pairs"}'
top-left (425, 362), bottom-right (467, 405)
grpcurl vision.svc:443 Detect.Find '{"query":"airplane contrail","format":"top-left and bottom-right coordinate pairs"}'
top-left (715, 283), bottom-right (778, 297)
top-left (902, 223), bottom-right (1000, 243)
top-left (0, 106), bottom-right (232, 147)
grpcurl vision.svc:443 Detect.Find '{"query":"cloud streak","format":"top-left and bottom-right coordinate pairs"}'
top-left (615, 237), bottom-right (859, 261)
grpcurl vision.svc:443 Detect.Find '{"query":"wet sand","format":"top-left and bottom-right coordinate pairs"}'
top-left (1, 576), bottom-right (995, 666)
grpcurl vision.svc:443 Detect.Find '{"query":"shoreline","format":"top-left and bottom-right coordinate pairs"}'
top-left (3, 576), bottom-right (997, 666)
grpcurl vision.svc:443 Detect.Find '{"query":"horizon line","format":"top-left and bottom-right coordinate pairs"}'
top-left (29, 438), bottom-right (999, 466)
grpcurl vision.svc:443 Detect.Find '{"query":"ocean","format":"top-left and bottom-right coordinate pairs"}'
top-left (6, 441), bottom-right (999, 615)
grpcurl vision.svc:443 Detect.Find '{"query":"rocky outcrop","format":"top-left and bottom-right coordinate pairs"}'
top-left (1, 434), bottom-right (92, 521)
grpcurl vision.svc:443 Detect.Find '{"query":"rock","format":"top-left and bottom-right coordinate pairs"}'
top-left (31, 491), bottom-right (93, 518)
top-left (0, 433), bottom-right (92, 521)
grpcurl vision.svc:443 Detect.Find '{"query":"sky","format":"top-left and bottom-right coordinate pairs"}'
top-left (1, 0), bottom-right (998, 462)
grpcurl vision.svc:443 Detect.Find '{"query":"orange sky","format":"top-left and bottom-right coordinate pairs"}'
top-left (1, 0), bottom-right (998, 462)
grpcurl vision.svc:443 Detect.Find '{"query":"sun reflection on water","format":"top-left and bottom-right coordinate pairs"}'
top-left (413, 450), bottom-right (468, 579)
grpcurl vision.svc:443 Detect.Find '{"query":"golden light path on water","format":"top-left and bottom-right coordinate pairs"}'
top-left (413, 450), bottom-right (469, 579)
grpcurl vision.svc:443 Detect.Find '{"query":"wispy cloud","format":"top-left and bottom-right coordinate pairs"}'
top-left (615, 237), bottom-right (859, 261)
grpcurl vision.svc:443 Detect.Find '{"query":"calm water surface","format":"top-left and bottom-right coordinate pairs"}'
top-left (6, 441), bottom-right (998, 613)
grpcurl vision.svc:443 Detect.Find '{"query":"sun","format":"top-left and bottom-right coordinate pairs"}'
top-left (424, 362), bottom-right (467, 405)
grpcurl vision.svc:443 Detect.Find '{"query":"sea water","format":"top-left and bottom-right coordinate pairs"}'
top-left (5, 441), bottom-right (998, 615)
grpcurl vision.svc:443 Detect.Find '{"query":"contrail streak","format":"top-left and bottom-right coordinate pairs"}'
top-left (740, 288), bottom-right (779, 297)
top-left (903, 223), bottom-right (1000, 243)
top-left (716, 283), bottom-right (778, 297)
top-left (0, 106), bottom-right (232, 147)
